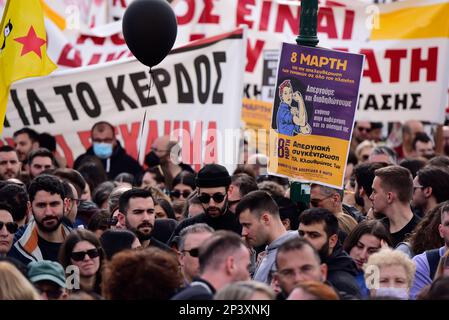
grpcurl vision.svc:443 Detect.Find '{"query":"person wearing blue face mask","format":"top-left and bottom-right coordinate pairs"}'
top-left (74, 121), bottom-right (142, 180)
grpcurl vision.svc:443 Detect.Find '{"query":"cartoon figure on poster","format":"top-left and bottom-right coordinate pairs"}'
top-left (275, 79), bottom-right (311, 136)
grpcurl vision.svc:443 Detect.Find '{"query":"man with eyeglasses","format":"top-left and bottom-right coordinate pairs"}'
top-left (73, 121), bottom-right (142, 180)
top-left (9, 174), bottom-right (72, 265)
top-left (412, 166), bottom-right (449, 217)
top-left (169, 164), bottom-right (242, 243)
top-left (177, 223), bottom-right (214, 285)
top-left (0, 145), bottom-right (21, 181)
top-left (0, 202), bottom-right (17, 256)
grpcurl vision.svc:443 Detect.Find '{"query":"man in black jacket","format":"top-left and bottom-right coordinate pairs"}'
top-left (298, 208), bottom-right (361, 298)
top-left (169, 164), bottom-right (241, 244)
top-left (73, 121), bottom-right (142, 180)
top-left (172, 231), bottom-right (250, 300)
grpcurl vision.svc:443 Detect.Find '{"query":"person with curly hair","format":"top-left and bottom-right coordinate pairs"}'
top-left (102, 247), bottom-right (182, 299)
top-left (410, 201), bottom-right (449, 299)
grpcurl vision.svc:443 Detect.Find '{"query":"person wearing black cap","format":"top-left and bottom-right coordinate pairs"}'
top-left (169, 164), bottom-right (242, 245)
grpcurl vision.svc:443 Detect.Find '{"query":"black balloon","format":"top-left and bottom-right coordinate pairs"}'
top-left (122, 0), bottom-right (178, 67)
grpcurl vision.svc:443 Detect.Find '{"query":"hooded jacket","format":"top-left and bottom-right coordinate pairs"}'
top-left (8, 221), bottom-right (72, 266)
top-left (324, 243), bottom-right (361, 298)
top-left (74, 141), bottom-right (142, 180)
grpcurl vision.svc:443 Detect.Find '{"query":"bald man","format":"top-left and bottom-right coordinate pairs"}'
top-left (144, 135), bottom-right (194, 189)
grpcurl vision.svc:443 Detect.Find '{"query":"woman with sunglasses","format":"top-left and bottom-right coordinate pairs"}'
top-left (343, 220), bottom-right (392, 298)
top-left (0, 202), bottom-right (18, 257)
top-left (59, 229), bottom-right (104, 296)
top-left (170, 171), bottom-right (195, 202)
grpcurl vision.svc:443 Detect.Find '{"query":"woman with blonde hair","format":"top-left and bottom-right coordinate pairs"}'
top-left (0, 261), bottom-right (40, 300)
top-left (363, 248), bottom-right (416, 299)
top-left (214, 281), bottom-right (275, 300)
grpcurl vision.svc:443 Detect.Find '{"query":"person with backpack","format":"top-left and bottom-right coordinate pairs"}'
top-left (410, 202), bottom-right (449, 299)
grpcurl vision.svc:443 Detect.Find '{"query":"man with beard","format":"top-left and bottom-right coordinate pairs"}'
top-left (117, 188), bottom-right (169, 250)
top-left (8, 174), bottom-right (72, 265)
top-left (0, 146), bottom-right (21, 181)
top-left (298, 208), bottom-right (360, 298)
top-left (169, 164), bottom-right (241, 242)
top-left (236, 190), bottom-right (298, 284)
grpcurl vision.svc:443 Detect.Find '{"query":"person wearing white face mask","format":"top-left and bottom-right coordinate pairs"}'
top-left (73, 121), bottom-right (142, 180)
top-left (364, 248), bottom-right (416, 300)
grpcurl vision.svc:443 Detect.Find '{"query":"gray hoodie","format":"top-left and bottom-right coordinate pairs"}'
top-left (253, 231), bottom-right (299, 284)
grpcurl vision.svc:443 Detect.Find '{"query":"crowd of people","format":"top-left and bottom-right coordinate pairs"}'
top-left (1, 120), bottom-right (449, 300)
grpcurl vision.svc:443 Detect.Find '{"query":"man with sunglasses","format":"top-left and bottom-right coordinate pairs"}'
top-left (310, 184), bottom-right (361, 236)
top-left (172, 231), bottom-right (251, 300)
top-left (178, 223), bottom-right (214, 285)
top-left (9, 174), bottom-right (72, 265)
top-left (0, 202), bottom-right (17, 256)
top-left (169, 164), bottom-right (242, 243)
top-left (350, 121), bottom-right (371, 152)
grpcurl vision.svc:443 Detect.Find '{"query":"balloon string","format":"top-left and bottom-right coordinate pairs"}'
top-left (147, 67), bottom-right (155, 102)
top-left (137, 67), bottom-right (154, 165)
top-left (137, 108), bottom-right (148, 165)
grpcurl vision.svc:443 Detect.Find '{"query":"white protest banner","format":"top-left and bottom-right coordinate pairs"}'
top-left (173, 0), bottom-right (449, 123)
top-left (1, 0), bottom-right (448, 123)
top-left (1, 29), bottom-right (246, 173)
